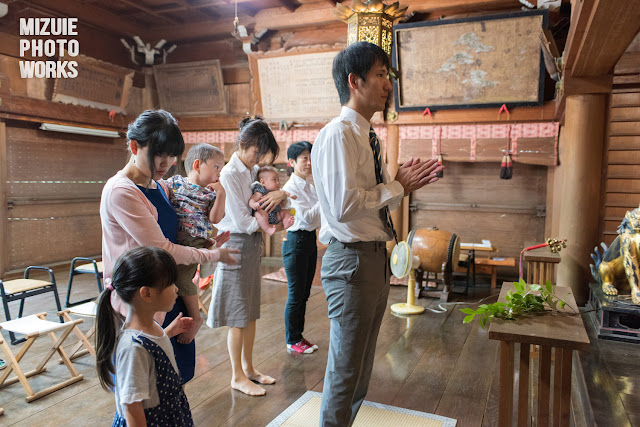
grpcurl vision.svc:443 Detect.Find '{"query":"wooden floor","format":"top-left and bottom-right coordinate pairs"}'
top-left (0, 264), bottom-right (639, 426)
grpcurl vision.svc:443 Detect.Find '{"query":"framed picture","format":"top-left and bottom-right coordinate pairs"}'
top-left (248, 45), bottom-right (344, 123)
top-left (393, 10), bottom-right (547, 111)
top-left (53, 54), bottom-right (134, 113)
top-left (154, 60), bottom-right (227, 116)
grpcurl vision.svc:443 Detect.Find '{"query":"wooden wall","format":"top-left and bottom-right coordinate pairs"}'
top-left (601, 33), bottom-right (640, 246)
top-left (410, 162), bottom-right (547, 277)
top-left (2, 122), bottom-right (126, 272)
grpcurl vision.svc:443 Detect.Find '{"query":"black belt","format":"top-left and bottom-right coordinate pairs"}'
top-left (329, 237), bottom-right (387, 250)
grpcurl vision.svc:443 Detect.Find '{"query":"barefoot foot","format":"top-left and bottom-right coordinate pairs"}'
top-left (231, 377), bottom-right (266, 396)
top-left (266, 225), bottom-right (276, 236)
top-left (283, 215), bottom-right (295, 229)
top-left (246, 370), bottom-right (276, 385)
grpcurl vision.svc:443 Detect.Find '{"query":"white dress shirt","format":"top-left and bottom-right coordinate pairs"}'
top-left (215, 152), bottom-right (260, 235)
top-left (283, 173), bottom-right (321, 232)
top-left (312, 106), bottom-right (404, 244)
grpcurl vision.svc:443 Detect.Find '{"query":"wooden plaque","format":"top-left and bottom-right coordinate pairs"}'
top-left (154, 60), bottom-right (227, 116)
top-left (248, 45), bottom-right (344, 122)
top-left (393, 10), bottom-right (547, 111)
top-left (53, 54), bottom-right (134, 113)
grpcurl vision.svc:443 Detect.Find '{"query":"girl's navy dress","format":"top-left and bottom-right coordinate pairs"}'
top-left (112, 335), bottom-right (193, 426)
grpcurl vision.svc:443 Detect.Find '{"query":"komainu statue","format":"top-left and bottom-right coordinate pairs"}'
top-left (590, 203), bottom-right (640, 305)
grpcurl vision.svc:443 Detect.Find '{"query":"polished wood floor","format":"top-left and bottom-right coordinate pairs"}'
top-left (0, 264), bottom-right (639, 426)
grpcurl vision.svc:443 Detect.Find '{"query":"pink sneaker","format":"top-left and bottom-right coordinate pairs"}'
top-left (287, 340), bottom-right (313, 354)
top-left (302, 338), bottom-right (318, 351)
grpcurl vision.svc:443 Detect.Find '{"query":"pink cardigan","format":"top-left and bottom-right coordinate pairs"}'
top-left (100, 170), bottom-right (220, 279)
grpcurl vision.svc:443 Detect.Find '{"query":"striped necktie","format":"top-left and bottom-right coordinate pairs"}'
top-left (369, 126), bottom-right (398, 244)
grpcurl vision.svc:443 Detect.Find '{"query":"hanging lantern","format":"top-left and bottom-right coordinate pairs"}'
top-left (334, 0), bottom-right (408, 59)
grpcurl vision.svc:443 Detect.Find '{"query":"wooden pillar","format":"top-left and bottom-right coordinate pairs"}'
top-left (0, 120), bottom-right (7, 277)
top-left (556, 94), bottom-right (605, 304)
top-left (142, 67), bottom-right (157, 111)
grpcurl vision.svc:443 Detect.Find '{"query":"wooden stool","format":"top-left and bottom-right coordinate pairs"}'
top-left (0, 266), bottom-right (63, 345)
top-left (65, 258), bottom-right (103, 307)
top-left (524, 242), bottom-right (561, 285)
top-left (58, 301), bottom-right (97, 361)
top-left (0, 313), bottom-right (84, 402)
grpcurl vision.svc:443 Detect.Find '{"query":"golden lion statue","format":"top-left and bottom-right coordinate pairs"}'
top-left (591, 203), bottom-right (640, 305)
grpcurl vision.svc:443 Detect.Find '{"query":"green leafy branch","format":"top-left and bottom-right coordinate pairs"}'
top-left (460, 279), bottom-right (573, 329)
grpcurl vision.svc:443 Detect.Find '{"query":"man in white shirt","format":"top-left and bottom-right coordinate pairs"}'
top-left (312, 41), bottom-right (443, 426)
top-left (282, 141), bottom-right (321, 354)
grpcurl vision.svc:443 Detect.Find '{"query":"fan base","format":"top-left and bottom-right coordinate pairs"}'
top-left (390, 303), bottom-right (425, 315)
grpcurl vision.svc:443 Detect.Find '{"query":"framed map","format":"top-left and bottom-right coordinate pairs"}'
top-left (248, 45), bottom-right (343, 122)
top-left (154, 60), bottom-right (227, 116)
top-left (393, 10), bottom-right (547, 111)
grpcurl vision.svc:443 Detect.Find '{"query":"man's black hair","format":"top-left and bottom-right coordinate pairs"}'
top-left (332, 41), bottom-right (390, 105)
top-left (287, 141), bottom-right (313, 162)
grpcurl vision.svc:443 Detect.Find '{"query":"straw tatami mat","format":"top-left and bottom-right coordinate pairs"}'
top-left (267, 391), bottom-right (456, 427)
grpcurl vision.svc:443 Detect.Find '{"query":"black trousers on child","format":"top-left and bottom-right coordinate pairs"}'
top-left (282, 230), bottom-right (317, 345)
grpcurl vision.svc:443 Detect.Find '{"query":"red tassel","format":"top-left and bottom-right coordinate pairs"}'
top-left (500, 154), bottom-right (513, 179)
top-left (436, 154), bottom-right (444, 178)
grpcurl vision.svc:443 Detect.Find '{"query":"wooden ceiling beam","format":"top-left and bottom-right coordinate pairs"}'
top-left (254, 0), bottom-right (520, 32)
top-left (569, 0), bottom-right (640, 77)
top-left (22, 0), bottom-right (146, 38)
top-left (275, 0), bottom-right (301, 13)
top-left (146, 15), bottom-right (257, 42)
top-left (0, 94), bottom-right (133, 130)
top-left (117, 0), bottom-right (181, 25)
top-left (172, 0), bottom-right (219, 19)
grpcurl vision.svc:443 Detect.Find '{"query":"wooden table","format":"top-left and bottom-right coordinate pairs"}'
top-left (460, 242), bottom-right (494, 253)
top-left (523, 242), bottom-right (561, 285)
top-left (474, 257), bottom-right (516, 289)
top-left (488, 283), bottom-right (590, 427)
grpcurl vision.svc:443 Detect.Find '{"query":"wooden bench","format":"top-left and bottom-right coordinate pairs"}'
top-left (474, 257), bottom-right (516, 289)
top-left (488, 283), bottom-right (590, 426)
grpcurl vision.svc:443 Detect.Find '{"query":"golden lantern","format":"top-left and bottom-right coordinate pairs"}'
top-left (333, 0), bottom-right (408, 58)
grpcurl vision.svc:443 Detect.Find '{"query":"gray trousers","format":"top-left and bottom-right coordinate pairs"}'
top-left (319, 239), bottom-right (390, 427)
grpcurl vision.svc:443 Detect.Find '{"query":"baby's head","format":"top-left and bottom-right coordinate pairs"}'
top-left (257, 166), bottom-right (280, 192)
top-left (185, 143), bottom-right (225, 187)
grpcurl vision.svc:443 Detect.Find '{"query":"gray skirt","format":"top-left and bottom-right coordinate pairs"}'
top-left (207, 232), bottom-right (262, 328)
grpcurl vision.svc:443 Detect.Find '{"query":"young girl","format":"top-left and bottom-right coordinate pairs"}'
top-left (208, 117), bottom-right (287, 396)
top-left (96, 246), bottom-right (193, 426)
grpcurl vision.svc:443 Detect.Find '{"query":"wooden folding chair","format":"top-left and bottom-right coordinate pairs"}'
top-left (0, 313), bottom-right (84, 402)
top-left (65, 258), bottom-right (103, 307)
top-left (0, 266), bottom-right (63, 345)
top-left (198, 282), bottom-right (212, 315)
top-left (58, 301), bottom-right (97, 362)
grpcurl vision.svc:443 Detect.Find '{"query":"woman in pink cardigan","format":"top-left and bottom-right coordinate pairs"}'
top-left (100, 109), bottom-right (238, 383)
